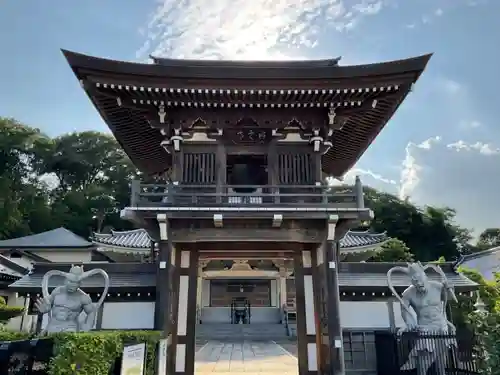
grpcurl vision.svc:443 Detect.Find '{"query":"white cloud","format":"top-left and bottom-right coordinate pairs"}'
top-left (136, 0), bottom-right (386, 60)
top-left (434, 8), bottom-right (444, 16)
top-left (447, 140), bottom-right (500, 155)
top-left (460, 120), bottom-right (482, 130)
top-left (392, 137), bottom-right (500, 236)
top-left (342, 136), bottom-right (499, 235)
top-left (441, 79), bottom-right (463, 95)
top-left (336, 167), bottom-right (397, 186)
top-left (399, 136), bottom-right (441, 199)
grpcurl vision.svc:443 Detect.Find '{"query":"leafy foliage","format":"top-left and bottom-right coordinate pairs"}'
top-left (368, 238), bottom-right (414, 262)
top-left (0, 118), bottom-right (140, 239)
top-left (445, 267), bottom-right (500, 375)
top-left (468, 310), bottom-right (500, 375)
top-left (0, 116), bottom-right (492, 262)
top-left (0, 330), bottom-right (161, 375)
top-left (364, 187), bottom-right (473, 261)
top-left (477, 228), bottom-right (500, 249)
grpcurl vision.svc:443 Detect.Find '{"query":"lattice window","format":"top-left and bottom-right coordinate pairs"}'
top-left (277, 153), bottom-right (314, 185)
top-left (182, 153), bottom-right (216, 184)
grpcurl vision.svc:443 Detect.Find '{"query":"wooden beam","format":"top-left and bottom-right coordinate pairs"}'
top-left (171, 228), bottom-right (324, 243)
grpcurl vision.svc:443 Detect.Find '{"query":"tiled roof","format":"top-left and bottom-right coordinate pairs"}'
top-left (93, 229), bottom-right (387, 250)
top-left (0, 228), bottom-right (94, 249)
top-left (9, 261), bottom-right (476, 292)
top-left (0, 254), bottom-right (29, 276)
top-left (456, 247), bottom-right (500, 281)
top-left (93, 229), bottom-right (152, 249)
top-left (340, 231), bottom-right (387, 249)
top-left (9, 263), bottom-right (155, 292)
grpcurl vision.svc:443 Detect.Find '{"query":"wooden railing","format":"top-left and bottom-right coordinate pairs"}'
top-left (130, 179), bottom-right (365, 209)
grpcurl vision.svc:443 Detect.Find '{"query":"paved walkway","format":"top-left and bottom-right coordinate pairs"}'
top-left (195, 341), bottom-right (298, 374)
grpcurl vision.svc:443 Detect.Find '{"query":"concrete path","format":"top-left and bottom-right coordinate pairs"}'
top-left (195, 341), bottom-right (298, 375)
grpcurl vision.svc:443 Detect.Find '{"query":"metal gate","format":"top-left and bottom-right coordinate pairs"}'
top-left (374, 331), bottom-right (479, 375)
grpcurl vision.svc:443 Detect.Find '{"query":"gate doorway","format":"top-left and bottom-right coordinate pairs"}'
top-left (160, 243), bottom-right (342, 375)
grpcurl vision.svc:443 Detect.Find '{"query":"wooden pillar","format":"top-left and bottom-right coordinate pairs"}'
top-left (171, 146), bottom-right (184, 183)
top-left (279, 268), bottom-right (288, 308)
top-left (268, 139), bottom-right (279, 203)
top-left (302, 250), bottom-right (319, 374)
top-left (312, 242), bottom-right (330, 374)
top-left (154, 215), bottom-right (171, 331)
top-left (323, 215), bottom-right (345, 375)
top-left (174, 249), bottom-right (199, 375)
top-left (154, 214), bottom-right (175, 375)
top-left (196, 273), bottom-right (203, 322)
top-left (216, 141), bottom-right (226, 203)
top-left (294, 250), bottom-right (316, 375)
top-left (169, 244), bottom-right (180, 375)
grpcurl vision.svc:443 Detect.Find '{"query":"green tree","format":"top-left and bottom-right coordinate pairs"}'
top-left (477, 228), bottom-right (500, 249)
top-left (364, 187), bottom-right (471, 261)
top-left (369, 238), bottom-right (414, 262)
top-left (0, 117), bottom-right (53, 239)
top-left (37, 131), bottom-right (140, 236)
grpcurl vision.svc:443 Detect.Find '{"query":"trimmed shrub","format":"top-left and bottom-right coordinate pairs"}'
top-left (0, 330), bottom-right (162, 375)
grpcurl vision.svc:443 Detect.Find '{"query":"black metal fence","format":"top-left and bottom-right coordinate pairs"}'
top-left (374, 331), bottom-right (479, 375)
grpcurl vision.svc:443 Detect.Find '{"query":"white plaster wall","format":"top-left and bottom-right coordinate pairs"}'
top-left (202, 279), bottom-right (210, 307)
top-left (340, 301), bottom-right (391, 329)
top-left (392, 301), bottom-right (407, 328)
top-left (270, 279), bottom-right (278, 307)
top-left (101, 302), bottom-right (155, 330)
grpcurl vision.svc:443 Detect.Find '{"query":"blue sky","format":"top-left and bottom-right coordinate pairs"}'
top-left (0, 0), bottom-right (498, 236)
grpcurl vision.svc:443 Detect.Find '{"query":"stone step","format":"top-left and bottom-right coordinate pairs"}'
top-left (196, 323), bottom-right (291, 341)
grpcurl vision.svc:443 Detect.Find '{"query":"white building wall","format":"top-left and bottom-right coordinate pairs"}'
top-left (340, 301), bottom-right (392, 329)
top-left (270, 279), bottom-right (278, 307)
top-left (202, 279), bottom-right (210, 307)
top-left (200, 301), bottom-right (394, 328)
top-left (392, 301), bottom-right (407, 328)
top-left (101, 302), bottom-right (155, 330)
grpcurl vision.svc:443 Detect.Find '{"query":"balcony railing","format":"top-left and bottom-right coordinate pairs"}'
top-left (130, 179), bottom-right (365, 209)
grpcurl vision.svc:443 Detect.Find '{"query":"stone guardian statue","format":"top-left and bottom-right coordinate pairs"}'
top-left (387, 262), bottom-right (458, 375)
top-left (34, 265), bottom-right (109, 333)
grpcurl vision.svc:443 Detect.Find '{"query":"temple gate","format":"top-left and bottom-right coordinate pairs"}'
top-left (63, 50), bottom-right (431, 375)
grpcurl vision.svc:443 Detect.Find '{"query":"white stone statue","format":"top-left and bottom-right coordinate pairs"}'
top-left (387, 262), bottom-right (458, 375)
top-left (34, 265), bottom-right (109, 333)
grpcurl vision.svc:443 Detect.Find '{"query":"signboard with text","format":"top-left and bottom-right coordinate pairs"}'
top-left (120, 343), bottom-right (146, 375)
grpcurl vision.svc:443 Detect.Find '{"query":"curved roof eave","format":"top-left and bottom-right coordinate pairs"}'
top-left (62, 49), bottom-right (432, 81)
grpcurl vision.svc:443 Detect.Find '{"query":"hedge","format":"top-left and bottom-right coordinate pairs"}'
top-left (0, 330), bottom-right (162, 375)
